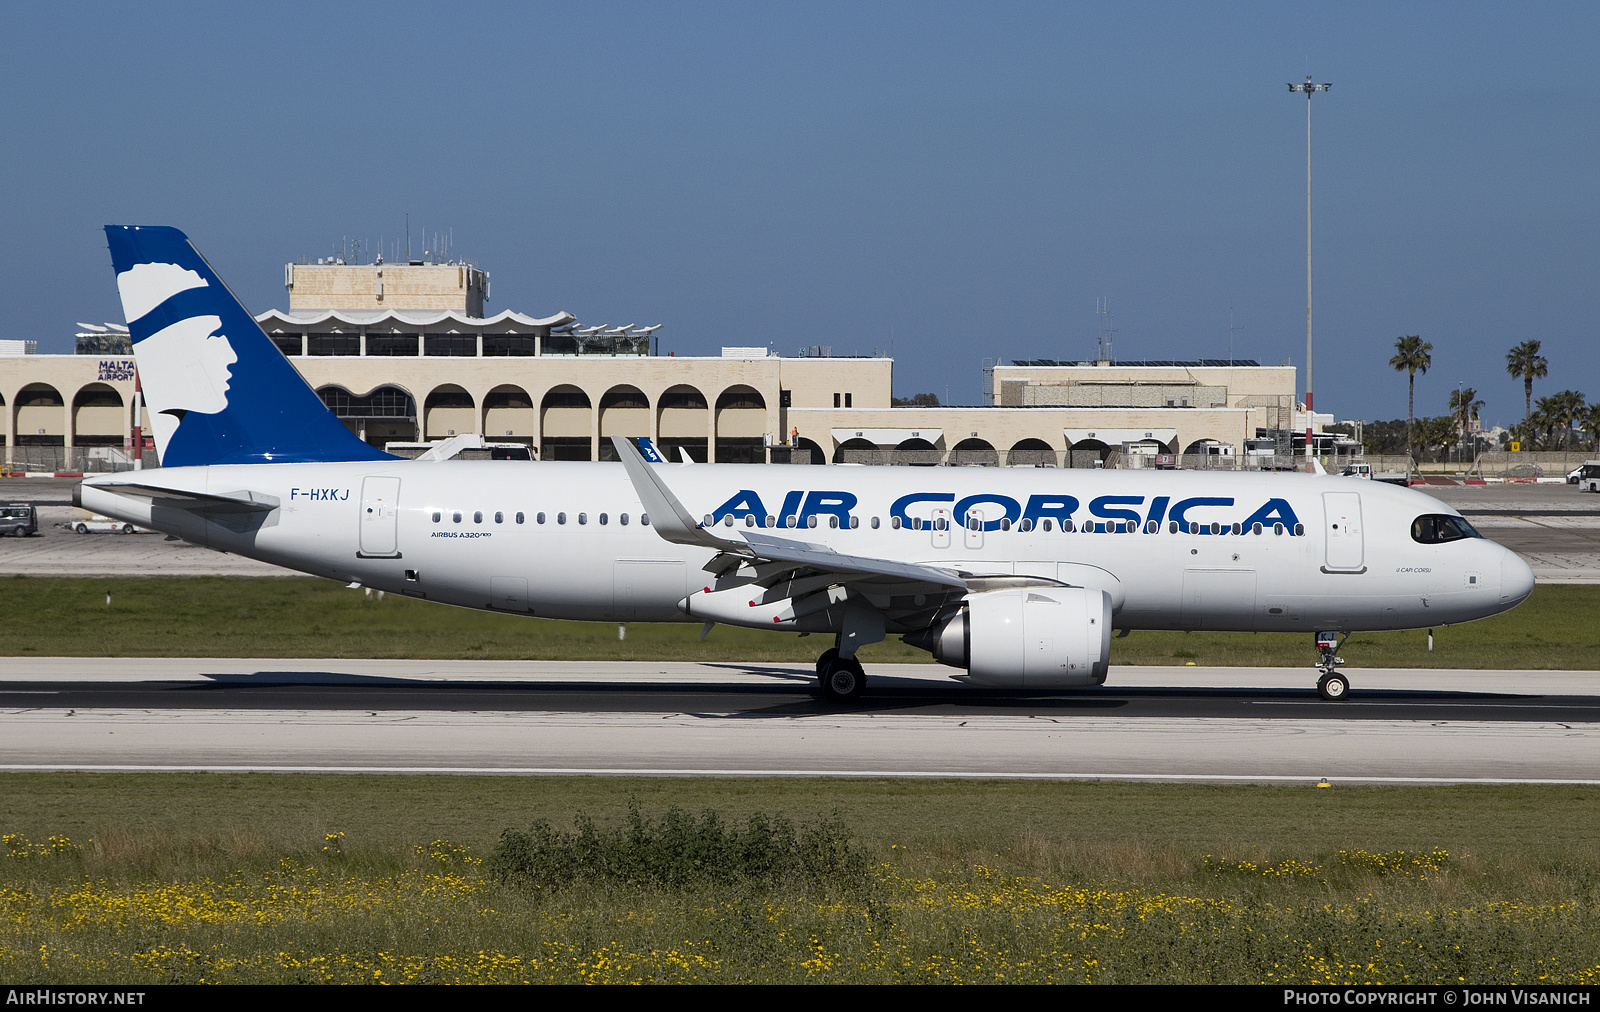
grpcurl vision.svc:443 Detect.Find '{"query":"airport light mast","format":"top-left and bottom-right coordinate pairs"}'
top-left (1289, 74), bottom-right (1331, 466)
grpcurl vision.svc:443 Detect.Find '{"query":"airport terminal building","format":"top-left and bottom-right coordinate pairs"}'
top-left (1, 256), bottom-right (1333, 472)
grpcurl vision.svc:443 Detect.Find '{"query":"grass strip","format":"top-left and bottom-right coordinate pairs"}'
top-left (1, 576), bottom-right (1596, 668)
top-left (2, 777), bottom-right (1599, 984)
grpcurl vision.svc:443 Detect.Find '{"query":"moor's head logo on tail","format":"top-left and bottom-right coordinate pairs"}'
top-left (115, 262), bottom-right (237, 420)
top-left (105, 226), bottom-right (392, 467)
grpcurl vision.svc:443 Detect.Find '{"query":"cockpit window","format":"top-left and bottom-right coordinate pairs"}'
top-left (1411, 514), bottom-right (1482, 544)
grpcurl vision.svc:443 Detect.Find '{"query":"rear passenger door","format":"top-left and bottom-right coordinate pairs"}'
top-left (358, 476), bottom-right (402, 558)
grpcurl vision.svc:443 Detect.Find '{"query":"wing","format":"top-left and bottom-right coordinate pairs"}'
top-left (610, 435), bottom-right (972, 633)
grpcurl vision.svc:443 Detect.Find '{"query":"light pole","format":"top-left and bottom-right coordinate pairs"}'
top-left (1289, 74), bottom-right (1331, 466)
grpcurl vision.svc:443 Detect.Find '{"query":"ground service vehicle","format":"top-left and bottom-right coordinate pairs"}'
top-left (0, 504), bottom-right (37, 537)
top-left (1574, 462), bottom-right (1600, 493)
top-left (78, 227), bottom-right (1537, 704)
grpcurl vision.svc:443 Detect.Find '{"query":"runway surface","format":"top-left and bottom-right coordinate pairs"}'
top-left (3, 478), bottom-right (1597, 783)
top-left (4, 658), bottom-right (1599, 784)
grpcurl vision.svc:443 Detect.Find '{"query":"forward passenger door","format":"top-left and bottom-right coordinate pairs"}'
top-left (1322, 492), bottom-right (1365, 573)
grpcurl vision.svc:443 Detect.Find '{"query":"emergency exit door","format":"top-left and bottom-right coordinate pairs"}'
top-left (358, 476), bottom-right (402, 558)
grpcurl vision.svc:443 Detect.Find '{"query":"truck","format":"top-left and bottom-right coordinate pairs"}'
top-left (1340, 462), bottom-right (1410, 486)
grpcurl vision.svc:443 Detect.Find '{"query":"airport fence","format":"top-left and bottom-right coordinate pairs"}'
top-left (1469, 450), bottom-right (1593, 480)
top-left (4, 447), bottom-right (160, 473)
top-left (810, 446), bottom-right (1396, 471)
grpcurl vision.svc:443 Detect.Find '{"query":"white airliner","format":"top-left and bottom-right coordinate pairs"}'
top-left (79, 226), bottom-right (1536, 703)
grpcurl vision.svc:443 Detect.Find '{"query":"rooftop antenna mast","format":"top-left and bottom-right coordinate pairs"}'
top-left (1095, 297), bottom-right (1116, 364)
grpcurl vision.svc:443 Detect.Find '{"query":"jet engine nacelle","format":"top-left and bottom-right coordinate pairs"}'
top-left (912, 587), bottom-right (1112, 688)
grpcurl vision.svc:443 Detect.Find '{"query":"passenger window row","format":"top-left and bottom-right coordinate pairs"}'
top-left (424, 507), bottom-right (1303, 538)
top-left (700, 514), bottom-right (1305, 536)
top-left (429, 510), bottom-right (651, 527)
top-left (704, 514), bottom-right (871, 530)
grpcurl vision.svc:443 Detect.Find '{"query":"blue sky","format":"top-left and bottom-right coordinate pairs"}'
top-left (3, 2), bottom-right (1594, 425)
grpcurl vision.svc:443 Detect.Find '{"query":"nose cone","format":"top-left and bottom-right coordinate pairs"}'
top-left (1499, 549), bottom-right (1535, 607)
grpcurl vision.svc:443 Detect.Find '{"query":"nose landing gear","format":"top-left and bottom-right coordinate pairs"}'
top-left (1315, 630), bottom-right (1350, 701)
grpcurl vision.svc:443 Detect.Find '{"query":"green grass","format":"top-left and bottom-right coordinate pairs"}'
top-left (2, 776), bottom-right (1599, 983)
top-left (1, 576), bottom-right (1596, 668)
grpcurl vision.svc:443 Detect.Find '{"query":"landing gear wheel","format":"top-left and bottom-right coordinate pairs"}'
top-left (818, 655), bottom-right (866, 704)
top-left (815, 647), bottom-right (839, 678)
top-left (1317, 672), bottom-right (1350, 702)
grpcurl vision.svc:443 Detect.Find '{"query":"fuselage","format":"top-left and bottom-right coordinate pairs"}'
top-left (81, 461), bottom-right (1535, 635)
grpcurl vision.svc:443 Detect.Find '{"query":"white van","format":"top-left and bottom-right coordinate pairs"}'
top-left (1575, 461), bottom-right (1600, 493)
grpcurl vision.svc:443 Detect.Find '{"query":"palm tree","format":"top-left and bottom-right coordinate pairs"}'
top-left (1390, 335), bottom-right (1432, 461)
top-left (1448, 387), bottom-right (1484, 462)
top-left (1416, 416), bottom-right (1455, 463)
top-left (1550, 390), bottom-right (1587, 449)
top-left (1532, 396), bottom-right (1559, 451)
top-left (1585, 403), bottom-right (1600, 452)
top-left (1505, 341), bottom-right (1548, 441)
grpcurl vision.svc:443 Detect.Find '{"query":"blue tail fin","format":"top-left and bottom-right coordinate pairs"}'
top-left (105, 225), bottom-right (394, 466)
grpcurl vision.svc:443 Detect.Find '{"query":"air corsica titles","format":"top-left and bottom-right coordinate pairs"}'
top-left (710, 489), bottom-right (1304, 533)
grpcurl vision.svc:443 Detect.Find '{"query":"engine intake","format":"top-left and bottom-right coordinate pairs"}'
top-left (907, 587), bottom-right (1111, 688)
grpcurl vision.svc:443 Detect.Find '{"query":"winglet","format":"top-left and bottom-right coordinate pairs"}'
top-left (633, 437), bottom-right (666, 463)
top-left (610, 435), bottom-right (743, 552)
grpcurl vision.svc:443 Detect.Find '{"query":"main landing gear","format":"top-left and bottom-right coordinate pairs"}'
top-left (816, 647), bottom-right (866, 704)
top-left (1315, 630), bottom-right (1350, 701)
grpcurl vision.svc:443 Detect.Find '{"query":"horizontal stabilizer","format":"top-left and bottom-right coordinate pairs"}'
top-left (89, 482), bottom-right (279, 514)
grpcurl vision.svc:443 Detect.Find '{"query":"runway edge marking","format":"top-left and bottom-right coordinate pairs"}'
top-left (3, 764), bottom-right (1600, 785)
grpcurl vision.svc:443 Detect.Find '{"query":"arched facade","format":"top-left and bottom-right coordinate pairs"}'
top-left (14, 384), bottom-right (64, 446)
top-left (949, 437), bottom-right (999, 467)
top-left (892, 437), bottom-right (941, 467)
top-left (318, 384), bottom-right (419, 447)
top-left (655, 384), bottom-right (709, 464)
top-left (1183, 438), bottom-right (1235, 469)
top-left (541, 385), bottom-right (592, 461)
top-left (715, 385), bottom-right (766, 463)
top-left (833, 437), bottom-right (879, 465)
top-left (600, 385), bottom-right (650, 433)
top-left (482, 385), bottom-right (534, 446)
top-left (1068, 438), bottom-right (1110, 468)
top-left (423, 385), bottom-right (476, 440)
top-left (1006, 437), bottom-right (1057, 467)
top-left (794, 436), bottom-right (826, 465)
top-left (71, 383), bottom-right (125, 447)
top-left (598, 385), bottom-right (650, 460)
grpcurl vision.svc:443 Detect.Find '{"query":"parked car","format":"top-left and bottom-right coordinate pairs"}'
top-left (1, 503), bottom-right (37, 537)
top-left (66, 512), bottom-right (140, 535)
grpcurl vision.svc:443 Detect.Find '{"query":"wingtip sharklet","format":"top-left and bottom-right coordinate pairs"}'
top-left (609, 435), bottom-right (740, 552)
